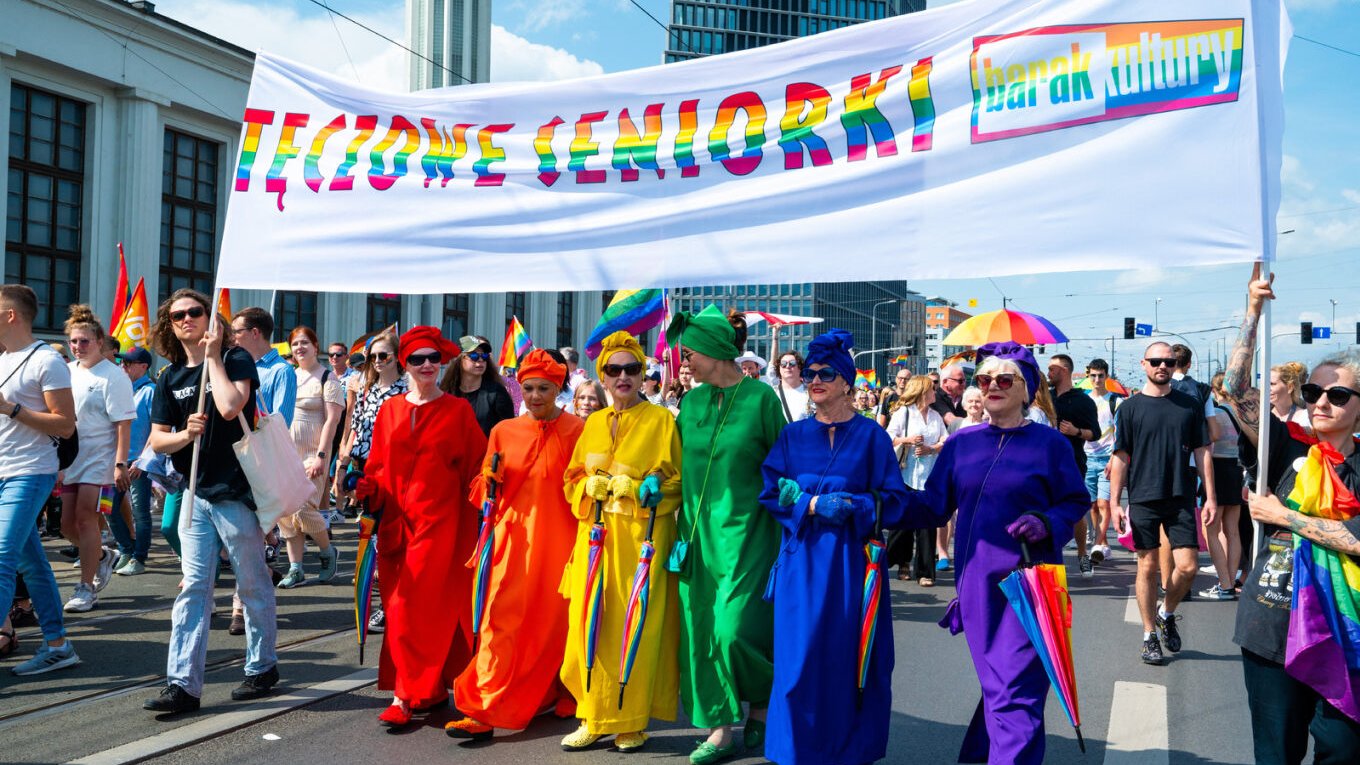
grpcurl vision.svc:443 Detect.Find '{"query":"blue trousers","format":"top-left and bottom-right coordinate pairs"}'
top-left (0, 474), bottom-right (65, 641)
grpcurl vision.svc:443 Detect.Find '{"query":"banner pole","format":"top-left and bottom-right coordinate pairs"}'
top-left (181, 287), bottom-right (222, 533)
top-left (1252, 265), bottom-right (1272, 566)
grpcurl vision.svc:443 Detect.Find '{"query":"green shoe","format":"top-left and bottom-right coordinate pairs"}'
top-left (743, 718), bottom-right (765, 751)
top-left (689, 740), bottom-right (739, 765)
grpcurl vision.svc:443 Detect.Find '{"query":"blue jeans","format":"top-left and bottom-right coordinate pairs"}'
top-left (166, 495), bottom-right (276, 696)
top-left (0, 474), bottom-right (65, 642)
top-left (110, 474), bottom-right (152, 562)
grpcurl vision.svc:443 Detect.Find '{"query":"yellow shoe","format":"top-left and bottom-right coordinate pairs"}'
top-left (614, 731), bottom-right (648, 752)
top-left (561, 724), bottom-right (602, 751)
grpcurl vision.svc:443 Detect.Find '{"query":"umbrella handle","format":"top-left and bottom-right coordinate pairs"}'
top-left (869, 489), bottom-right (882, 539)
top-left (486, 452), bottom-right (501, 505)
top-left (644, 507), bottom-right (657, 542)
top-left (1019, 540), bottom-right (1032, 567)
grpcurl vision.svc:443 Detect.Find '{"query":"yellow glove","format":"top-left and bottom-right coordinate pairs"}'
top-left (609, 475), bottom-right (638, 501)
top-left (584, 475), bottom-right (611, 501)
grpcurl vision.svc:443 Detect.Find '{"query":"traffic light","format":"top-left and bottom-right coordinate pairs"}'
top-left (1301, 321), bottom-right (1313, 345)
top-left (1355, 321), bottom-right (1359, 345)
top-left (1124, 317), bottom-right (1136, 340)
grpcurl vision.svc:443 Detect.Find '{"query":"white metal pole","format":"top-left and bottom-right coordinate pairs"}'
top-left (1252, 267), bottom-right (1272, 566)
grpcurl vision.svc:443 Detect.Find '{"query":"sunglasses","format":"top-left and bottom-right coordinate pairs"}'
top-left (370, 351), bottom-right (392, 363)
top-left (169, 306), bottom-right (206, 323)
top-left (68, 337), bottom-right (92, 346)
top-left (801, 368), bottom-right (840, 383)
top-left (680, 349), bottom-right (695, 362)
top-left (329, 351), bottom-right (347, 358)
top-left (464, 352), bottom-right (490, 362)
top-left (406, 351), bottom-right (442, 367)
top-left (779, 360), bottom-right (800, 369)
top-left (1144, 357), bottom-right (1176, 368)
top-left (975, 373), bottom-right (1018, 391)
top-left (602, 362), bottom-right (644, 378)
top-left (1300, 383), bottom-right (1360, 408)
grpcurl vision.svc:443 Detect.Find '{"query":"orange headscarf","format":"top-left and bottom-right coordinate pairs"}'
top-left (517, 348), bottom-right (566, 389)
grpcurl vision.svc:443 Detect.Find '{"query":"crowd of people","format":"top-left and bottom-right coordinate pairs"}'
top-left (2, 266), bottom-right (1359, 763)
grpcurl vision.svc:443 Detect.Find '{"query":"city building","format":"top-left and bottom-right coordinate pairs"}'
top-left (407, 0), bottom-right (491, 90)
top-left (665, 0), bottom-right (925, 62)
top-left (924, 297), bottom-right (973, 371)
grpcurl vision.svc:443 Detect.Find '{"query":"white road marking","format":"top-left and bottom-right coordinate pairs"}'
top-left (1124, 585), bottom-right (1141, 625)
top-left (65, 668), bottom-right (377, 765)
top-left (1103, 681), bottom-right (1169, 765)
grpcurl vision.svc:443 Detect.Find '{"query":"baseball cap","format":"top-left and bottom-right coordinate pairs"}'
top-left (117, 347), bottom-right (153, 365)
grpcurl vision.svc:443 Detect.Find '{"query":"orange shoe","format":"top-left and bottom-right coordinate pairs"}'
top-left (445, 716), bottom-right (494, 741)
top-left (378, 702), bottom-right (412, 727)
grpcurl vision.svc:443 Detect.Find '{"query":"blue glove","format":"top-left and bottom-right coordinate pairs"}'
top-left (638, 474), bottom-right (664, 507)
top-left (816, 492), bottom-right (856, 525)
top-left (1005, 513), bottom-right (1050, 543)
top-left (777, 478), bottom-right (803, 508)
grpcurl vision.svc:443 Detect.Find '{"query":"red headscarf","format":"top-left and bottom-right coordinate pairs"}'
top-left (517, 348), bottom-right (567, 389)
top-left (397, 325), bottom-right (460, 367)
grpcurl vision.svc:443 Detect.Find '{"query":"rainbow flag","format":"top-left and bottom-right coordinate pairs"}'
top-left (111, 243), bottom-right (131, 330)
top-left (498, 316), bottom-right (532, 370)
top-left (97, 485), bottom-right (117, 516)
top-left (112, 277), bottom-right (149, 351)
top-left (1283, 432), bottom-right (1360, 723)
top-left (216, 288), bottom-right (233, 322)
top-left (855, 369), bottom-right (877, 388)
top-left (891, 354), bottom-right (910, 365)
top-left (585, 289), bottom-right (665, 359)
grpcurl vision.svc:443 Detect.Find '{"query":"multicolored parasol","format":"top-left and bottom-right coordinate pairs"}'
top-left (353, 508), bottom-right (380, 665)
top-left (581, 481), bottom-right (610, 692)
top-left (858, 491), bottom-right (888, 707)
top-left (941, 309), bottom-right (1068, 347)
top-left (998, 542), bottom-right (1085, 752)
top-left (1075, 375), bottom-right (1131, 397)
top-left (469, 453), bottom-right (502, 638)
top-left (617, 505), bottom-right (659, 709)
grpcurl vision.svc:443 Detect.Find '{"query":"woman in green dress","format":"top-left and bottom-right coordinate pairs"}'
top-left (665, 305), bottom-right (786, 765)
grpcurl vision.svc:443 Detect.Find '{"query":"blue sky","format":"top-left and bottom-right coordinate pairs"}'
top-left (157, 0), bottom-right (1360, 381)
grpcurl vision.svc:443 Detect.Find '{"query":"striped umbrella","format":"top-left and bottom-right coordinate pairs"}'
top-left (941, 309), bottom-right (1068, 347)
top-left (581, 489), bottom-right (609, 692)
top-left (353, 508), bottom-right (380, 664)
top-left (857, 491), bottom-right (887, 707)
top-left (617, 507), bottom-right (658, 709)
top-left (469, 453), bottom-right (501, 638)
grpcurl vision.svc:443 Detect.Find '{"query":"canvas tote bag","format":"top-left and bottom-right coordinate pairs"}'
top-left (234, 411), bottom-right (314, 532)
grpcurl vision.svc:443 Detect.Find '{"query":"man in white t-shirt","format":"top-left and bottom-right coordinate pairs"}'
top-left (1083, 359), bottom-right (1122, 565)
top-left (0, 284), bottom-right (80, 676)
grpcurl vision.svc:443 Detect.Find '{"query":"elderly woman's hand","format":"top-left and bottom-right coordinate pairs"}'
top-left (1006, 514), bottom-right (1050, 543)
top-left (1247, 489), bottom-right (1290, 526)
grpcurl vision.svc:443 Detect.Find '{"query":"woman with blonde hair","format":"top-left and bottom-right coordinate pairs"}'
top-left (886, 375), bottom-right (948, 584)
top-left (1026, 377), bottom-right (1058, 426)
top-left (60, 305), bottom-right (136, 613)
top-left (1270, 360), bottom-right (1310, 429)
top-left (572, 379), bottom-right (607, 420)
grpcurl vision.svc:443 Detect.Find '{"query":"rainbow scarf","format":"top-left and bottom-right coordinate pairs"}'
top-left (585, 289), bottom-right (665, 359)
top-left (1284, 435), bottom-right (1360, 723)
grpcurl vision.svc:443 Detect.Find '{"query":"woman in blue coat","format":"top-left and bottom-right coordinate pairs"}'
top-left (758, 329), bottom-right (913, 765)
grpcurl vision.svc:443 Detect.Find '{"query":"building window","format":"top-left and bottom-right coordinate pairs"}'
top-left (274, 291), bottom-right (318, 336)
top-left (160, 129), bottom-right (219, 303)
top-left (366, 294), bottom-right (401, 331)
top-left (6, 83), bottom-right (85, 331)
top-left (601, 290), bottom-right (616, 311)
top-left (505, 291), bottom-right (527, 327)
top-left (556, 292), bottom-right (575, 348)
top-left (443, 293), bottom-right (469, 340)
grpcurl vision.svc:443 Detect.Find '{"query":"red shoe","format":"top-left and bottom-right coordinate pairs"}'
top-left (378, 703), bottom-right (412, 727)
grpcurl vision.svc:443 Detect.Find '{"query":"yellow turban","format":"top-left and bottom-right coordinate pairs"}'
top-left (594, 331), bottom-right (646, 378)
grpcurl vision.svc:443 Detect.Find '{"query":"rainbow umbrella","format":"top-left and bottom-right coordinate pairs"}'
top-left (617, 506), bottom-right (658, 709)
top-left (469, 453), bottom-right (502, 639)
top-left (998, 542), bottom-right (1085, 752)
top-left (353, 508), bottom-right (380, 665)
top-left (941, 309), bottom-right (1068, 347)
top-left (581, 487), bottom-right (609, 692)
top-left (857, 491), bottom-right (888, 707)
top-left (1075, 375), bottom-right (1131, 397)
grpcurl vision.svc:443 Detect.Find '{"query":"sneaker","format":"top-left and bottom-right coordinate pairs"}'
top-left (12, 641), bottom-right (80, 676)
top-left (368, 608), bottom-right (385, 634)
top-left (1078, 555), bottom-right (1094, 579)
top-left (231, 665), bottom-right (279, 701)
top-left (317, 547), bottom-right (340, 583)
top-left (1199, 563), bottom-right (1218, 574)
top-left (143, 683), bottom-right (200, 713)
top-left (264, 545), bottom-right (278, 564)
top-left (935, 557), bottom-right (952, 571)
top-left (1158, 613), bottom-right (1183, 653)
top-left (58, 545), bottom-right (78, 560)
top-left (116, 557), bottom-right (146, 576)
top-left (327, 510), bottom-right (345, 526)
top-left (93, 547), bottom-right (116, 592)
top-left (1198, 584), bottom-right (1237, 601)
top-left (1096, 544), bottom-right (1112, 560)
top-left (1141, 635), bottom-right (1165, 665)
top-left (1089, 546), bottom-right (1105, 565)
top-left (64, 583), bottom-right (97, 613)
top-left (278, 567), bottom-right (305, 589)
top-left (112, 553), bottom-right (132, 571)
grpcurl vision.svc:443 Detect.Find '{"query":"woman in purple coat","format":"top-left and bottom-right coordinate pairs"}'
top-left (905, 342), bottom-right (1090, 764)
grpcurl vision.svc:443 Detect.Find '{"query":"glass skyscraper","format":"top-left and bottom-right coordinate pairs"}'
top-left (665, 1), bottom-right (925, 62)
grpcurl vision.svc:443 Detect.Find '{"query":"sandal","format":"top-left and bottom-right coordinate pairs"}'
top-left (0, 627), bottom-right (17, 658)
top-left (918, 577), bottom-right (935, 587)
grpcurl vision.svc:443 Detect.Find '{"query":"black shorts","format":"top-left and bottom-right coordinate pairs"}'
top-left (1212, 457), bottom-right (1245, 507)
top-left (1129, 497), bottom-right (1198, 551)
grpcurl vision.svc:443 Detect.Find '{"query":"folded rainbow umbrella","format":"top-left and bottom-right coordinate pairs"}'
top-left (617, 507), bottom-right (658, 709)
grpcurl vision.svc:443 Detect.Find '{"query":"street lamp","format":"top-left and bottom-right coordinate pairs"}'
top-left (1331, 299), bottom-right (1339, 345)
top-left (1154, 297), bottom-right (1162, 333)
top-left (871, 299), bottom-right (899, 380)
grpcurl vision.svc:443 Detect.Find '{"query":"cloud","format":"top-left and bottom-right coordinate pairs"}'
top-left (490, 25), bottom-right (604, 82)
top-left (1111, 267), bottom-right (1171, 293)
top-left (508, 0), bottom-right (589, 33)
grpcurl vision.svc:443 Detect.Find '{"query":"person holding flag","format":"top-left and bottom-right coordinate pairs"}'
top-left (559, 331), bottom-right (681, 753)
top-left (446, 349), bottom-right (584, 741)
top-left (666, 305), bottom-right (785, 764)
top-left (441, 335), bottom-right (515, 436)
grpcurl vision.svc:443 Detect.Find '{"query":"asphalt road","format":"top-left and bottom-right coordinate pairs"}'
top-left (2, 524), bottom-right (1258, 765)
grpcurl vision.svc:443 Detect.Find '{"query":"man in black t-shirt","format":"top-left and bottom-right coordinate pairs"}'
top-left (1048, 354), bottom-right (1100, 577)
top-left (876, 367), bottom-right (912, 427)
top-left (143, 289), bottom-right (277, 715)
top-left (1109, 341), bottom-right (1216, 666)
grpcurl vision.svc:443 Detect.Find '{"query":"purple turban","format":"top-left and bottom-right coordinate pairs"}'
top-left (975, 341), bottom-right (1041, 403)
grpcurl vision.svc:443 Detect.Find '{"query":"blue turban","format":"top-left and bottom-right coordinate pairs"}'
top-left (975, 341), bottom-right (1041, 403)
top-left (805, 328), bottom-right (856, 385)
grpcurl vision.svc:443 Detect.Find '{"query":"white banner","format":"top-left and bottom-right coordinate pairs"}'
top-left (217, 0), bottom-right (1290, 293)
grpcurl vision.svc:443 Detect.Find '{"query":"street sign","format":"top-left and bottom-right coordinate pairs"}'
top-left (1135, 323), bottom-right (1153, 337)
top-left (1313, 326), bottom-right (1332, 340)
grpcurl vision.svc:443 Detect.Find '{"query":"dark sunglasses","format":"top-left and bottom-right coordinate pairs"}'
top-left (370, 351), bottom-right (392, 363)
top-left (602, 362), bottom-right (644, 378)
top-left (406, 351), bottom-right (441, 367)
top-left (169, 306), bottom-right (206, 323)
top-left (1300, 383), bottom-right (1360, 407)
top-left (68, 337), bottom-right (92, 346)
top-left (779, 360), bottom-right (800, 369)
top-left (328, 351), bottom-right (347, 358)
top-left (801, 367), bottom-right (840, 383)
top-left (464, 352), bottom-right (490, 362)
top-left (1143, 357), bottom-right (1176, 368)
top-left (975, 373), bottom-right (1017, 391)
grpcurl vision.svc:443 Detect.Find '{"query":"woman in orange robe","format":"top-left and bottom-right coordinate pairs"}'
top-left (446, 349), bottom-right (585, 740)
top-left (355, 326), bottom-right (487, 727)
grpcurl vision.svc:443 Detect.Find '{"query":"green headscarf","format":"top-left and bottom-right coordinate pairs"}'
top-left (665, 304), bottom-right (740, 361)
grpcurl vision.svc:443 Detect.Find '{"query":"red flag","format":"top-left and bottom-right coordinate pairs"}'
top-left (215, 288), bottom-right (233, 321)
top-left (111, 243), bottom-right (131, 329)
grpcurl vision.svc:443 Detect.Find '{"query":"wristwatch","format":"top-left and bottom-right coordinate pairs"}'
top-left (8, 403), bottom-right (20, 418)
top-left (316, 451), bottom-right (327, 459)
top-left (115, 462), bottom-right (126, 468)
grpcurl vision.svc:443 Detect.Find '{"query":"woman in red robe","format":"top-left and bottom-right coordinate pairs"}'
top-left (446, 349), bottom-right (585, 740)
top-left (355, 325), bottom-right (487, 727)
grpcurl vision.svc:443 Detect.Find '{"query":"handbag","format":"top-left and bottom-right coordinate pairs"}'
top-left (233, 410), bottom-right (314, 533)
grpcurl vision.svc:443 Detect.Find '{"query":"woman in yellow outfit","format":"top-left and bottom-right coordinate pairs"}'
top-left (559, 331), bottom-right (681, 753)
